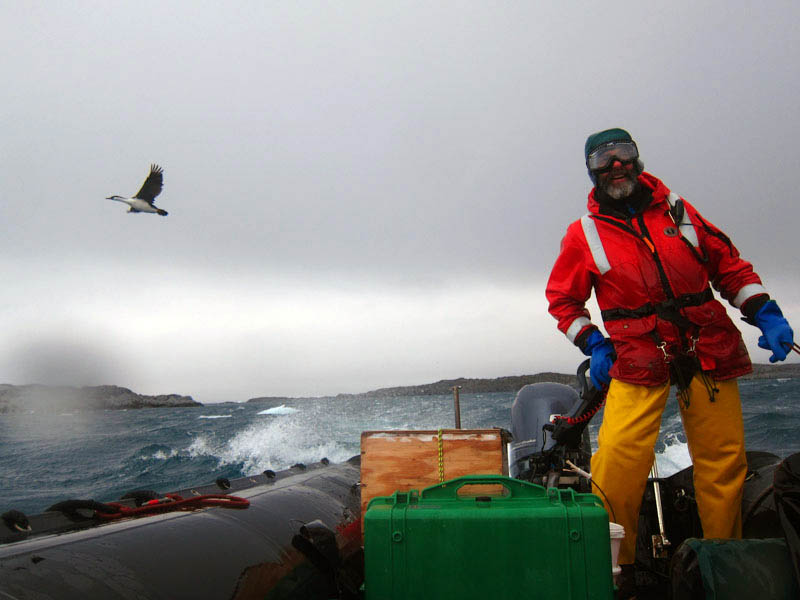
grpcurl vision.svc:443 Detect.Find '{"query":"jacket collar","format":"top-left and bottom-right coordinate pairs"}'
top-left (587, 172), bottom-right (671, 215)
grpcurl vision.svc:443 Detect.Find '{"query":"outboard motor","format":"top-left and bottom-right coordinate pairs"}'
top-left (509, 360), bottom-right (599, 490)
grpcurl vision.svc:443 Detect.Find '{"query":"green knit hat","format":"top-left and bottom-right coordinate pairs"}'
top-left (584, 128), bottom-right (634, 162)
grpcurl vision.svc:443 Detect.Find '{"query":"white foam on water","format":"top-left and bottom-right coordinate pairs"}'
top-left (655, 436), bottom-right (692, 477)
top-left (257, 404), bottom-right (298, 415)
top-left (187, 435), bottom-right (214, 457)
top-left (187, 415), bottom-right (350, 474)
top-left (198, 414), bottom-right (232, 419)
top-left (141, 448), bottom-right (178, 461)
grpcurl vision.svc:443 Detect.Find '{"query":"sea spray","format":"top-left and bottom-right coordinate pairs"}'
top-left (1, 381), bottom-right (798, 515)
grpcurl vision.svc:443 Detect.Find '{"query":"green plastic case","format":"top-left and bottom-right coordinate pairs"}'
top-left (364, 475), bottom-right (614, 599)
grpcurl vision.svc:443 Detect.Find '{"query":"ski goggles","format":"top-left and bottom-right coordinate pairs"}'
top-left (586, 141), bottom-right (639, 171)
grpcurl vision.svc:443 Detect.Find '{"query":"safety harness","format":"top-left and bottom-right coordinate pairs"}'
top-left (583, 192), bottom-right (723, 405)
top-left (601, 289), bottom-right (713, 323)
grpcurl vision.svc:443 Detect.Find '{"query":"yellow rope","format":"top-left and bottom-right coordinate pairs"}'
top-left (437, 429), bottom-right (445, 483)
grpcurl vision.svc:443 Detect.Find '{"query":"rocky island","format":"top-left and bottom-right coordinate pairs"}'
top-left (247, 362), bottom-right (800, 402)
top-left (4, 362), bottom-right (796, 412)
top-left (0, 384), bottom-right (200, 414)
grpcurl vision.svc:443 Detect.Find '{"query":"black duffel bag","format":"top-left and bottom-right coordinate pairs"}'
top-left (671, 451), bottom-right (800, 599)
top-left (670, 537), bottom-right (798, 599)
top-left (774, 452), bottom-right (800, 587)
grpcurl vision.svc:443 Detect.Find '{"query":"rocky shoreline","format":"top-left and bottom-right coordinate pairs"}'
top-left (246, 373), bottom-right (576, 404)
top-left (247, 362), bottom-right (800, 402)
top-left (2, 362), bottom-right (796, 412)
top-left (0, 384), bottom-right (199, 414)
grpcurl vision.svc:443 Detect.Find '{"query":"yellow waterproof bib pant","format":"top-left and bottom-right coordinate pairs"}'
top-left (590, 375), bottom-right (747, 565)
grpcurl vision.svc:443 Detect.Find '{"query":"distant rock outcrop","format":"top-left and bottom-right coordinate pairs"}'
top-left (246, 373), bottom-right (578, 402)
top-left (334, 372), bottom-right (578, 399)
top-left (0, 384), bottom-right (200, 414)
top-left (745, 363), bottom-right (800, 380)
top-left (246, 363), bottom-right (800, 403)
top-left (246, 395), bottom-right (316, 404)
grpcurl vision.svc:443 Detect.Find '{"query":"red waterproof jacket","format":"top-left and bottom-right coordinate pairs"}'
top-left (546, 172), bottom-right (766, 385)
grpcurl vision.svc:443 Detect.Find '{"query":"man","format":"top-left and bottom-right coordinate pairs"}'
top-left (545, 128), bottom-right (795, 578)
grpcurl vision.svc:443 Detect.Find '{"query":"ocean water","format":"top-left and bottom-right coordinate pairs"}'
top-left (1, 378), bottom-right (798, 516)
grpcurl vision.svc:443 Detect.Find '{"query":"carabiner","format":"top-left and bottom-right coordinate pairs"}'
top-left (657, 341), bottom-right (672, 362)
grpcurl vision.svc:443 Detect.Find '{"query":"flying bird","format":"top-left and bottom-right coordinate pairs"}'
top-left (106, 164), bottom-right (168, 216)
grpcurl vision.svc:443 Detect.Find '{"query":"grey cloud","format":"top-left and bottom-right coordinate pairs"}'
top-left (0, 1), bottom-right (798, 400)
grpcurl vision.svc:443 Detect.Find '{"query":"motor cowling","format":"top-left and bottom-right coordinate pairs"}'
top-left (509, 382), bottom-right (591, 489)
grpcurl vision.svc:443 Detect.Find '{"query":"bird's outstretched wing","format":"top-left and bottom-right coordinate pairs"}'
top-left (133, 164), bottom-right (164, 203)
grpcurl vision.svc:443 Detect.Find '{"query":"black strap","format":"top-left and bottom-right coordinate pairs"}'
top-left (668, 197), bottom-right (685, 225)
top-left (590, 213), bottom-right (639, 237)
top-left (694, 211), bottom-right (735, 257)
top-left (601, 288), bottom-right (713, 322)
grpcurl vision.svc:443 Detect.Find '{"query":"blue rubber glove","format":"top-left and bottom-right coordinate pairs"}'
top-left (755, 300), bottom-right (794, 363)
top-left (581, 329), bottom-right (616, 389)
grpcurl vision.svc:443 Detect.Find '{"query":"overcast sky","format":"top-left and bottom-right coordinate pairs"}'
top-left (1, 2), bottom-right (798, 403)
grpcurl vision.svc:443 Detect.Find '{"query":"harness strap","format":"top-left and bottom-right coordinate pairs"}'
top-left (666, 193), bottom-right (711, 264)
top-left (669, 192), bottom-right (738, 259)
top-left (601, 288), bottom-right (713, 322)
top-left (667, 193), bottom-right (699, 247)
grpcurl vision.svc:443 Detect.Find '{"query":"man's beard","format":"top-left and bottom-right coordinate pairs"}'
top-left (601, 173), bottom-right (638, 200)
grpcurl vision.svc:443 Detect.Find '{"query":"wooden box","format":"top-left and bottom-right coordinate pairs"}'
top-left (359, 428), bottom-right (510, 532)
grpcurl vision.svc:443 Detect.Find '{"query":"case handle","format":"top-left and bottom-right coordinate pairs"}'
top-left (419, 475), bottom-right (547, 500)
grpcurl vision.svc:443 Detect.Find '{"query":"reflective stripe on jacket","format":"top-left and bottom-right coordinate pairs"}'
top-left (546, 172), bottom-right (765, 385)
